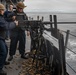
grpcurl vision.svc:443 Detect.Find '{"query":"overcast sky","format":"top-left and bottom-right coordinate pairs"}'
top-left (24, 0), bottom-right (76, 13)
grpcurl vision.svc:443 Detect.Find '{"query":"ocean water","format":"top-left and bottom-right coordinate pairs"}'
top-left (26, 12), bottom-right (76, 75)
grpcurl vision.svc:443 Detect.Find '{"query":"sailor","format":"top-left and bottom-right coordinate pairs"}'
top-left (4, 4), bottom-right (14, 40)
top-left (8, 2), bottom-right (30, 61)
top-left (4, 4), bottom-right (14, 22)
top-left (0, 3), bottom-right (18, 75)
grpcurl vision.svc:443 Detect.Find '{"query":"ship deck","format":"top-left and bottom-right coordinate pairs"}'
top-left (4, 32), bottom-right (31, 75)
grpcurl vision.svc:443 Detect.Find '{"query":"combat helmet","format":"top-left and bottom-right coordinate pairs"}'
top-left (0, 4), bottom-right (5, 10)
top-left (16, 2), bottom-right (26, 9)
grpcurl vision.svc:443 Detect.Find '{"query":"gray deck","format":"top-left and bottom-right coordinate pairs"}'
top-left (4, 33), bottom-right (31, 75)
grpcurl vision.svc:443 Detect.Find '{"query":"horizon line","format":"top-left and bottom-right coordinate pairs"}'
top-left (24, 11), bottom-right (76, 14)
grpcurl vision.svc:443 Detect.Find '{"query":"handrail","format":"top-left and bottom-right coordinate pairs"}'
top-left (66, 62), bottom-right (76, 74)
top-left (42, 15), bottom-right (76, 75)
top-left (43, 21), bottom-right (76, 24)
top-left (44, 30), bottom-right (76, 54)
top-left (67, 47), bottom-right (76, 54)
top-left (55, 29), bottom-right (76, 74)
top-left (60, 30), bottom-right (76, 38)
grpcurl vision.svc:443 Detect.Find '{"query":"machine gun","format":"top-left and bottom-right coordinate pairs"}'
top-left (18, 20), bottom-right (44, 32)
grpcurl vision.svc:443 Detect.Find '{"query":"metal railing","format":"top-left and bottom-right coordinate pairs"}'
top-left (44, 28), bottom-right (76, 75)
top-left (60, 30), bottom-right (76, 75)
top-left (41, 15), bottom-right (76, 75)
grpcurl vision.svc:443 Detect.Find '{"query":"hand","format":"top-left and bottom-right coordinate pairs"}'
top-left (27, 31), bottom-right (30, 36)
top-left (14, 20), bottom-right (18, 26)
top-left (12, 16), bottom-right (16, 21)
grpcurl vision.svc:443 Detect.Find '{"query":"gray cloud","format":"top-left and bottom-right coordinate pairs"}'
top-left (24, 0), bottom-right (76, 13)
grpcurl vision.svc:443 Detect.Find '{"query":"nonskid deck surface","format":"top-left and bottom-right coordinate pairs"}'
top-left (4, 35), bottom-right (31, 75)
top-left (4, 36), bottom-right (51, 75)
top-left (4, 42), bottom-right (29, 75)
top-left (4, 53), bottom-right (24, 75)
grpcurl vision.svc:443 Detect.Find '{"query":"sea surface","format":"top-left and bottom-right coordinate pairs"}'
top-left (26, 12), bottom-right (76, 75)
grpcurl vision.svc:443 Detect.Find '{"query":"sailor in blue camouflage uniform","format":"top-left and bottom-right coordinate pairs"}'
top-left (0, 4), bottom-right (18, 75)
top-left (8, 2), bottom-right (30, 61)
top-left (4, 4), bottom-right (14, 40)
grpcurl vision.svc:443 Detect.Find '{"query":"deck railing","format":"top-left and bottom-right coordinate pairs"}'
top-left (61, 30), bottom-right (76, 74)
top-left (40, 15), bottom-right (76, 75)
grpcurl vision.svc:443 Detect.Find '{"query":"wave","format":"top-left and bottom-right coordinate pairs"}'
top-left (68, 39), bottom-right (76, 47)
top-left (66, 50), bottom-right (76, 60)
top-left (66, 39), bottom-right (76, 60)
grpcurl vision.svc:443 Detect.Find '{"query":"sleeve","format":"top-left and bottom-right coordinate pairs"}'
top-left (8, 22), bottom-right (16, 30)
top-left (0, 19), bottom-right (16, 30)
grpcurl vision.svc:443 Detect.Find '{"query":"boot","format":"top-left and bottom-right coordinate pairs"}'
top-left (5, 61), bottom-right (10, 65)
top-left (21, 53), bottom-right (29, 59)
top-left (8, 56), bottom-right (13, 61)
top-left (0, 70), bottom-right (7, 75)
